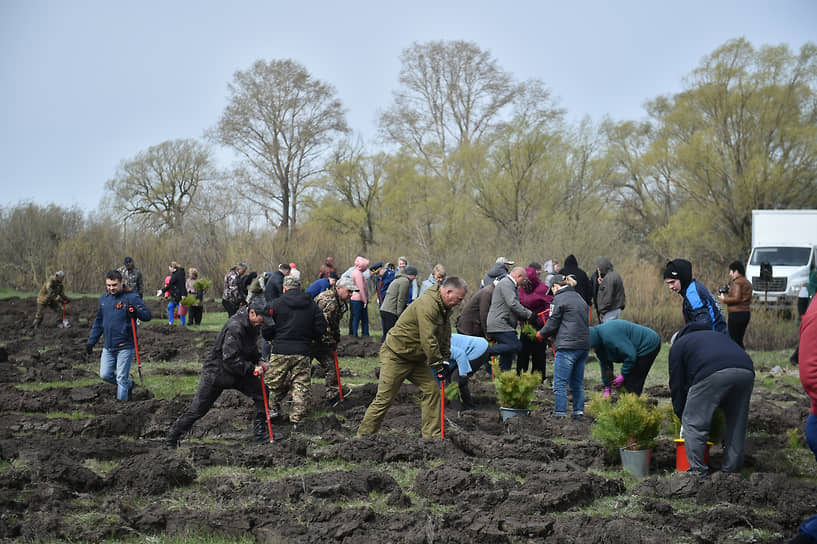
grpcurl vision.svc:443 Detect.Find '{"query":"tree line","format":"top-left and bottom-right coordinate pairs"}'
top-left (2, 37), bottom-right (816, 296)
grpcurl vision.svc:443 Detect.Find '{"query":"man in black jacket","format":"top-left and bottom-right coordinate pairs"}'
top-left (669, 321), bottom-right (755, 476)
top-left (264, 275), bottom-right (327, 426)
top-left (165, 298), bottom-right (275, 448)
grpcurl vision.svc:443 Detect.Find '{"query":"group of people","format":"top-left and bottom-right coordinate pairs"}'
top-left (33, 251), bottom-right (817, 510)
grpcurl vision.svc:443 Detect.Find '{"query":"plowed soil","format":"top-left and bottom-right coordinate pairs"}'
top-left (0, 296), bottom-right (815, 543)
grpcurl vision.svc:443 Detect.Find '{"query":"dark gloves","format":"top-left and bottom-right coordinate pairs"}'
top-left (63, 298), bottom-right (70, 304)
top-left (430, 360), bottom-right (451, 379)
top-left (128, 305), bottom-right (135, 314)
top-left (85, 344), bottom-right (94, 355)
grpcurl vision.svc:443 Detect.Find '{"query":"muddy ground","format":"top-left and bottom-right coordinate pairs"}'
top-left (0, 296), bottom-right (815, 543)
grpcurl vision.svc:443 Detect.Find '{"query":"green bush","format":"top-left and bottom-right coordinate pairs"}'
top-left (492, 361), bottom-right (541, 409)
top-left (664, 404), bottom-right (725, 443)
top-left (588, 392), bottom-right (663, 452)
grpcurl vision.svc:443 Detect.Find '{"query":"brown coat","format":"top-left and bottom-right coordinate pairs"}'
top-left (722, 275), bottom-right (752, 313)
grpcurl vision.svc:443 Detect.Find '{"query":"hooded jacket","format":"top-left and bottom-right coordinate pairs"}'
top-left (486, 274), bottom-right (533, 334)
top-left (668, 321), bottom-right (754, 418)
top-left (595, 257), bottom-right (625, 315)
top-left (383, 284), bottom-right (452, 365)
top-left (800, 298), bottom-right (817, 416)
top-left (666, 259), bottom-right (727, 334)
top-left (351, 256), bottom-right (370, 303)
top-left (537, 286), bottom-right (590, 350)
top-left (266, 289), bottom-right (327, 355)
top-left (589, 320), bottom-right (660, 376)
top-left (519, 267), bottom-right (553, 327)
top-left (560, 255), bottom-right (592, 306)
top-left (481, 261), bottom-right (509, 288)
top-left (381, 270), bottom-right (412, 316)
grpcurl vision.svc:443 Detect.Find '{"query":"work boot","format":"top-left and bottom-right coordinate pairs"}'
top-left (253, 415), bottom-right (269, 445)
top-left (164, 433), bottom-right (180, 450)
top-left (458, 378), bottom-right (476, 411)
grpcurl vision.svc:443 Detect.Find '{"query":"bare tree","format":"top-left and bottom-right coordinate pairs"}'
top-left (210, 59), bottom-right (348, 238)
top-left (379, 40), bottom-right (522, 189)
top-left (106, 139), bottom-right (214, 234)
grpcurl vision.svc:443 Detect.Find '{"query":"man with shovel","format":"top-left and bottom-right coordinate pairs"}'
top-left (165, 297), bottom-right (275, 448)
top-left (33, 270), bottom-right (70, 329)
top-left (314, 276), bottom-right (358, 404)
top-left (87, 270), bottom-right (152, 401)
top-left (357, 277), bottom-right (468, 439)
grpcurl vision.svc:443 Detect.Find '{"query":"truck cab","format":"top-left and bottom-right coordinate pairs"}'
top-left (746, 245), bottom-right (816, 304)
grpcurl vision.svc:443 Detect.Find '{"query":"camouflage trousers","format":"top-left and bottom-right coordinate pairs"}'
top-left (33, 300), bottom-right (64, 327)
top-left (264, 354), bottom-right (311, 424)
top-left (313, 345), bottom-right (339, 399)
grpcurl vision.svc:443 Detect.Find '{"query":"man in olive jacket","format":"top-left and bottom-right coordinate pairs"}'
top-left (358, 277), bottom-right (468, 438)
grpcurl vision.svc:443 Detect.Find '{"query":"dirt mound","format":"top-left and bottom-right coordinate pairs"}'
top-left (0, 296), bottom-right (815, 542)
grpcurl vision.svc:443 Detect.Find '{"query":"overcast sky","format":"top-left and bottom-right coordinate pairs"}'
top-left (1, 0), bottom-right (815, 213)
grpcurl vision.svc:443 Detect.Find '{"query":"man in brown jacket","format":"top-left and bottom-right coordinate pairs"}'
top-left (718, 260), bottom-right (753, 349)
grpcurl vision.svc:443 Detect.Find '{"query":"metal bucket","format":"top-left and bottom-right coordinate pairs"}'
top-left (619, 447), bottom-right (651, 478)
top-left (499, 407), bottom-right (531, 421)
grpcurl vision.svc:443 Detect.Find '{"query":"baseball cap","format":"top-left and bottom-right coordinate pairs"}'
top-left (248, 298), bottom-right (275, 326)
top-left (284, 275), bottom-right (302, 289)
top-left (123, 256), bottom-right (133, 265)
top-left (405, 265), bottom-right (418, 276)
top-left (336, 277), bottom-right (359, 291)
top-left (497, 257), bottom-right (515, 266)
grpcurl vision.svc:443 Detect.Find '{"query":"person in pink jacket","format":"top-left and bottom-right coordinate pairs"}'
top-left (350, 256), bottom-right (371, 337)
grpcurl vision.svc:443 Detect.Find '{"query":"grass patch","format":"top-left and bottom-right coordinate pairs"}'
top-left (16, 377), bottom-right (99, 391)
top-left (471, 464), bottom-right (525, 484)
top-left (82, 458), bottom-right (120, 476)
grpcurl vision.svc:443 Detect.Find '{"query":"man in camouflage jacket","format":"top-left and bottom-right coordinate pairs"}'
top-left (313, 277), bottom-right (358, 403)
top-left (117, 256), bottom-right (144, 298)
top-left (33, 270), bottom-right (69, 328)
top-left (221, 262), bottom-right (248, 316)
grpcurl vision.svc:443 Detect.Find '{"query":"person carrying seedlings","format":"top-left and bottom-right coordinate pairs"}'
top-left (32, 269), bottom-right (70, 329)
top-left (165, 297), bottom-right (275, 448)
top-left (668, 321), bottom-right (755, 476)
top-left (86, 269), bottom-right (152, 401)
top-left (313, 276), bottom-right (358, 404)
top-left (589, 319), bottom-right (661, 397)
top-left (357, 277), bottom-right (468, 438)
top-left (486, 266), bottom-right (533, 372)
top-left (517, 264), bottom-right (552, 379)
top-left (535, 274), bottom-right (590, 420)
top-left (663, 258), bottom-right (727, 334)
top-left (185, 267), bottom-right (205, 325)
top-left (595, 256), bottom-right (626, 323)
top-left (263, 275), bottom-right (327, 427)
top-left (380, 264), bottom-right (418, 342)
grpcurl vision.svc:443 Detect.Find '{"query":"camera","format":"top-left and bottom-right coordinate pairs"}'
top-left (718, 285), bottom-right (729, 295)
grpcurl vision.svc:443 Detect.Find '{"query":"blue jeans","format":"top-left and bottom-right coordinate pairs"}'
top-left (168, 301), bottom-right (185, 325)
top-left (350, 301), bottom-right (369, 336)
top-left (552, 348), bottom-right (588, 414)
top-left (807, 413), bottom-right (817, 463)
top-left (100, 347), bottom-right (134, 401)
top-left (488, 331), bottom-right (522, 372)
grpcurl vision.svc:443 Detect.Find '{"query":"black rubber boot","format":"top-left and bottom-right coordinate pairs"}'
top-left (458, 377), bottom-right (476, 411)
top-left (164, 432), bottom-right (180, 450)
top-left (253, 415), bottom-right (269, 444)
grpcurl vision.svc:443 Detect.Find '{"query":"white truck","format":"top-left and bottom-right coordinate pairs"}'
top-left (746, 209), bottom-right (817, 305)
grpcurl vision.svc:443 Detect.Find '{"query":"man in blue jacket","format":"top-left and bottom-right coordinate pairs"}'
top-left (669, 321), bottom-right (755, 476)
top-left (664, 259), bottom-right (727, 334)
top-left (87, 270), bottom-right (152, 401)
